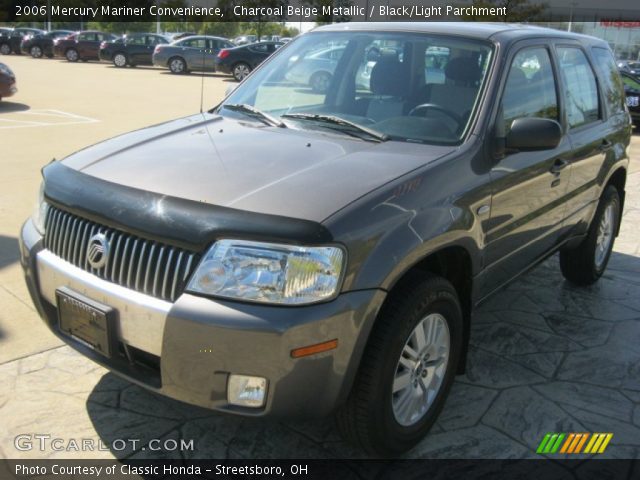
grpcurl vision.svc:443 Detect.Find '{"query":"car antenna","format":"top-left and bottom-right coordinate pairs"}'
top-left (199, 26), bottom-right (206, 114)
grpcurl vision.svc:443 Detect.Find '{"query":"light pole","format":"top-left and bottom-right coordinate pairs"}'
top-left (567, 1), bottom-right (578, 32)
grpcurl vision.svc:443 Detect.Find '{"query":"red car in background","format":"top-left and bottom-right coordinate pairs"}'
top-left (54, 31), bottom-right (116, 62)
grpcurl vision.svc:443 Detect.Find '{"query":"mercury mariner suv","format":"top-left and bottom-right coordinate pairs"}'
top-left (20, 23), bottom-right (631, 455)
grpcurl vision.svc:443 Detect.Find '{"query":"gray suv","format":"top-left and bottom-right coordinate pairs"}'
top-left (20, 23), bottom-right (631, 455)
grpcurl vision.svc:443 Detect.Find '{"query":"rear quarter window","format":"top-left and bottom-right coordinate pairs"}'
top-left (591, 47), bottom-right (626, 116)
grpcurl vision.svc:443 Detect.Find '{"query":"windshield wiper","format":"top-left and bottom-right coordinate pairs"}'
top-left (224, 104), bottom-right (286, 128)
top-left (281, 113), bottom-right (389, 142)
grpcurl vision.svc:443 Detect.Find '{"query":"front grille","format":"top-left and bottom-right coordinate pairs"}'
top-left (43, 206), bottom-right (199, 302)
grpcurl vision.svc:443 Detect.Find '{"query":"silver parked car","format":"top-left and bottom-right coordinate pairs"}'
top-left (152, 35), bottom-right (234, 74)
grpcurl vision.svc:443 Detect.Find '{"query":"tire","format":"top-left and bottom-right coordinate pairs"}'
top-left (560, 185), bottom-right (621, 286)
top-left (0, 43), bottom-right (10, 55)
top-left (168, 56), bottom-right (186, 74)
top-left (113, 52), bottom-right (127, 68)
top-left (336, 272), bottom-right (463, 456)
top-left (65, 48), bottom-right (79, 62)
top-left (30, 45), bottom-right (43, 58)
top-left (310, 71), bottom-right (331, 93)
top-left (232, 62), bottom-right (251, 82)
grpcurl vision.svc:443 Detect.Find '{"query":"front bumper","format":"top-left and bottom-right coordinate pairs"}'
top-left (20, 219), bottom-right (385, 418)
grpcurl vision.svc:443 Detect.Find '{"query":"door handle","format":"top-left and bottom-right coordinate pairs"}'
top-left (599, 139), bottom-right (613, 152)
top-left (550, 158), bottom-right (569, 175)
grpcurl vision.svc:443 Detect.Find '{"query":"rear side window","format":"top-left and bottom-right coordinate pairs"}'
top-left (591, 47), bottom-right (626, 116)
top-left (502, 47), bottom-right (559, 133)
top-left (557, 47), bottom-right (600, 128)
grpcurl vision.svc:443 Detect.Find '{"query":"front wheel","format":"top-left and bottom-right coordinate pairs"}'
top-left (0, 43), bottom-right (11, 55)
top-left (560, 185), bottom-right (621, 285)
top-left (336, 273), bottom-right (463, 456)
top-left (232, 62), bottom-right (251, 82)
top-left (30, 45), bottom-right (43, 58)
top-left (65, 48), bottom-right (79, 62)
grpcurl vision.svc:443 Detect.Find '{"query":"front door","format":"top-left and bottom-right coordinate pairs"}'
top-left (482, 44), bottom-right (572, 295)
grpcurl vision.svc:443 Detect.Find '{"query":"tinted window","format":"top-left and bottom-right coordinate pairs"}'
top-left (126, 35), bottom-right (145, 46)
top-left (250, 44), bottom-right (268, 53)
top-left (78, 33), bottom-right (96, 42)
top-left (502, 47), bottom-right (559, 133)
top-left (181, 38), bottom-right (206, 49)
top-left (557, 47), bottom-right (600, 128)
top-left (591, 47), bottom-right (625, 116)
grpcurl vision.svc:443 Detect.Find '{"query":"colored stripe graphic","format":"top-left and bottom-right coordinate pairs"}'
top-left (537, 433), bottom-right (613, 454)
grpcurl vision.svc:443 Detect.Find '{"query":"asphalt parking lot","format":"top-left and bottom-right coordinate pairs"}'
top-left (1, 55), bottom-right (639, 462)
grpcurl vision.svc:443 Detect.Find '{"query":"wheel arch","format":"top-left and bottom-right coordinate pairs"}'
top-left (603, 166), bottom-right (627, 236)
top-left (382, 245), bottom-right (474, 374)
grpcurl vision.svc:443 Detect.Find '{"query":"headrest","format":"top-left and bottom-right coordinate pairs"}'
top-left (370, 56), bottom-right (406, 97)
top-left (445, 57), bottom-right (482, 84)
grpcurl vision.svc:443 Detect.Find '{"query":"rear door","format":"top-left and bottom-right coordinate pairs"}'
top-left (482, 43), bottom-right (572, 295)
top-left (78, 32), bottom-right (100, 58)
top-left (555, 44), bottom-right (612, 232)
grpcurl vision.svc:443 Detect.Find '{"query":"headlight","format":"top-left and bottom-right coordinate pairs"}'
top-left (31, 181), bottom-right (48, 234)
top-left (187, 240), bottom-right (345, 305)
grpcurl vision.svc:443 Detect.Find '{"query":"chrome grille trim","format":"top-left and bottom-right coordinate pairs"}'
top-left (43, 206), bottom-right (199, 303)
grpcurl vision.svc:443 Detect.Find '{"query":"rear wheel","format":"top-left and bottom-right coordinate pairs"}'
top-left (65, 48), bottom-right (79, 62)
top-left (30, 45), bottom-right (43, 58)
top-left (0, 43), bottom-right (10, 55)
top-left (336, 273), bottom-right (462, 456)
top-left (560, 185), bottom-right (621, 285)
top-left (168, 56), bottom-right (186, 74)
top-left (232, 62), bottom-right (251, 82)
top-left (113, 52), bottom-right (127, 68)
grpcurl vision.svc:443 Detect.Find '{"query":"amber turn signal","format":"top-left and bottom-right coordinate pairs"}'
top-left (291, 339), bottom-right (338, 358)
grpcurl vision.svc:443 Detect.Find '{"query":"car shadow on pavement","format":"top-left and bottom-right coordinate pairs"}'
top-left (85, 251), bottom-right (640, 460)
top-left (159, 71), bottom-right (228, 78)
top-left (0, 102), bottom-right (29, 113)
top-left (0, 235), bottom-right (19, 270)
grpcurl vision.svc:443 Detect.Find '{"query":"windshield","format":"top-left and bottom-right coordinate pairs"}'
top-left (220, 31), bottom-right (493, 145)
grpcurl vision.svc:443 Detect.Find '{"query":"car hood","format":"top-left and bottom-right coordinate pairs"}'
top-left (61, 113), bottom-right (456, 222)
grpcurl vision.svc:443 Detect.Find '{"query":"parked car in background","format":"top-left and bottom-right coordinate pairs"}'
top-left (21, 30), bottom-right (74, 58)
top-left (233, 35), bottom-right (257, 46)
top-left (280, 37), bottom-right (292, 43)
top-left (216, 41), bottom-right (283, 81)
top-left (169, 32), bottom-right (196, 41)
top-left (152, 35), bottom-right (233, 74)
top-left (621, 71), bottom-right (640, 123)
top-left (100, 33), bottom-right (169, 67)
top-left (0, 62), bottom-right (16, 100)
top-left (54, 31), bottom-right (116, 62)
top-left (617, 59), bottom-right (640, 77)
top-left (0, 27), bottom-right (45, 55)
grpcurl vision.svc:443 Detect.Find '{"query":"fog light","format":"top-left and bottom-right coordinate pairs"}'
top-left (227, 375), bottom-right (267, 408)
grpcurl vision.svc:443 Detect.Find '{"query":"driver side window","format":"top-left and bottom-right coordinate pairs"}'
top-left (502, 47), bottom-right (559, 134)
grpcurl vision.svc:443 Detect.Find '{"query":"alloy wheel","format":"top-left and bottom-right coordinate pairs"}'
top-left (392, 313), bottom-right (450, 427)
top-left (595, 202), bottom-right (615, 269)
top-left (233, 63), bottom-right (250, 81)
top-left (114, 53), bottom-right (127, 68)
top-left (31, 46), bottom-right (42, 58)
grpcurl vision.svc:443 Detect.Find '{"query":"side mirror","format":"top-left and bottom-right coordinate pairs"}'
top-left (225, 84), bottom-right (237, 97)
top-left (506, 117), bottom-right (562, 151)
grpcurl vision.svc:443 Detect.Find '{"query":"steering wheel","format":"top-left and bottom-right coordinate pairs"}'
top-left (408, 103), bottom-right (463, 131)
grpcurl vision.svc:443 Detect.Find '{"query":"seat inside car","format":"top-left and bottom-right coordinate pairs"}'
top-left (423, 56), bottom-right (482, 123)
top-left (365, 53), bottom-right (410, 122)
